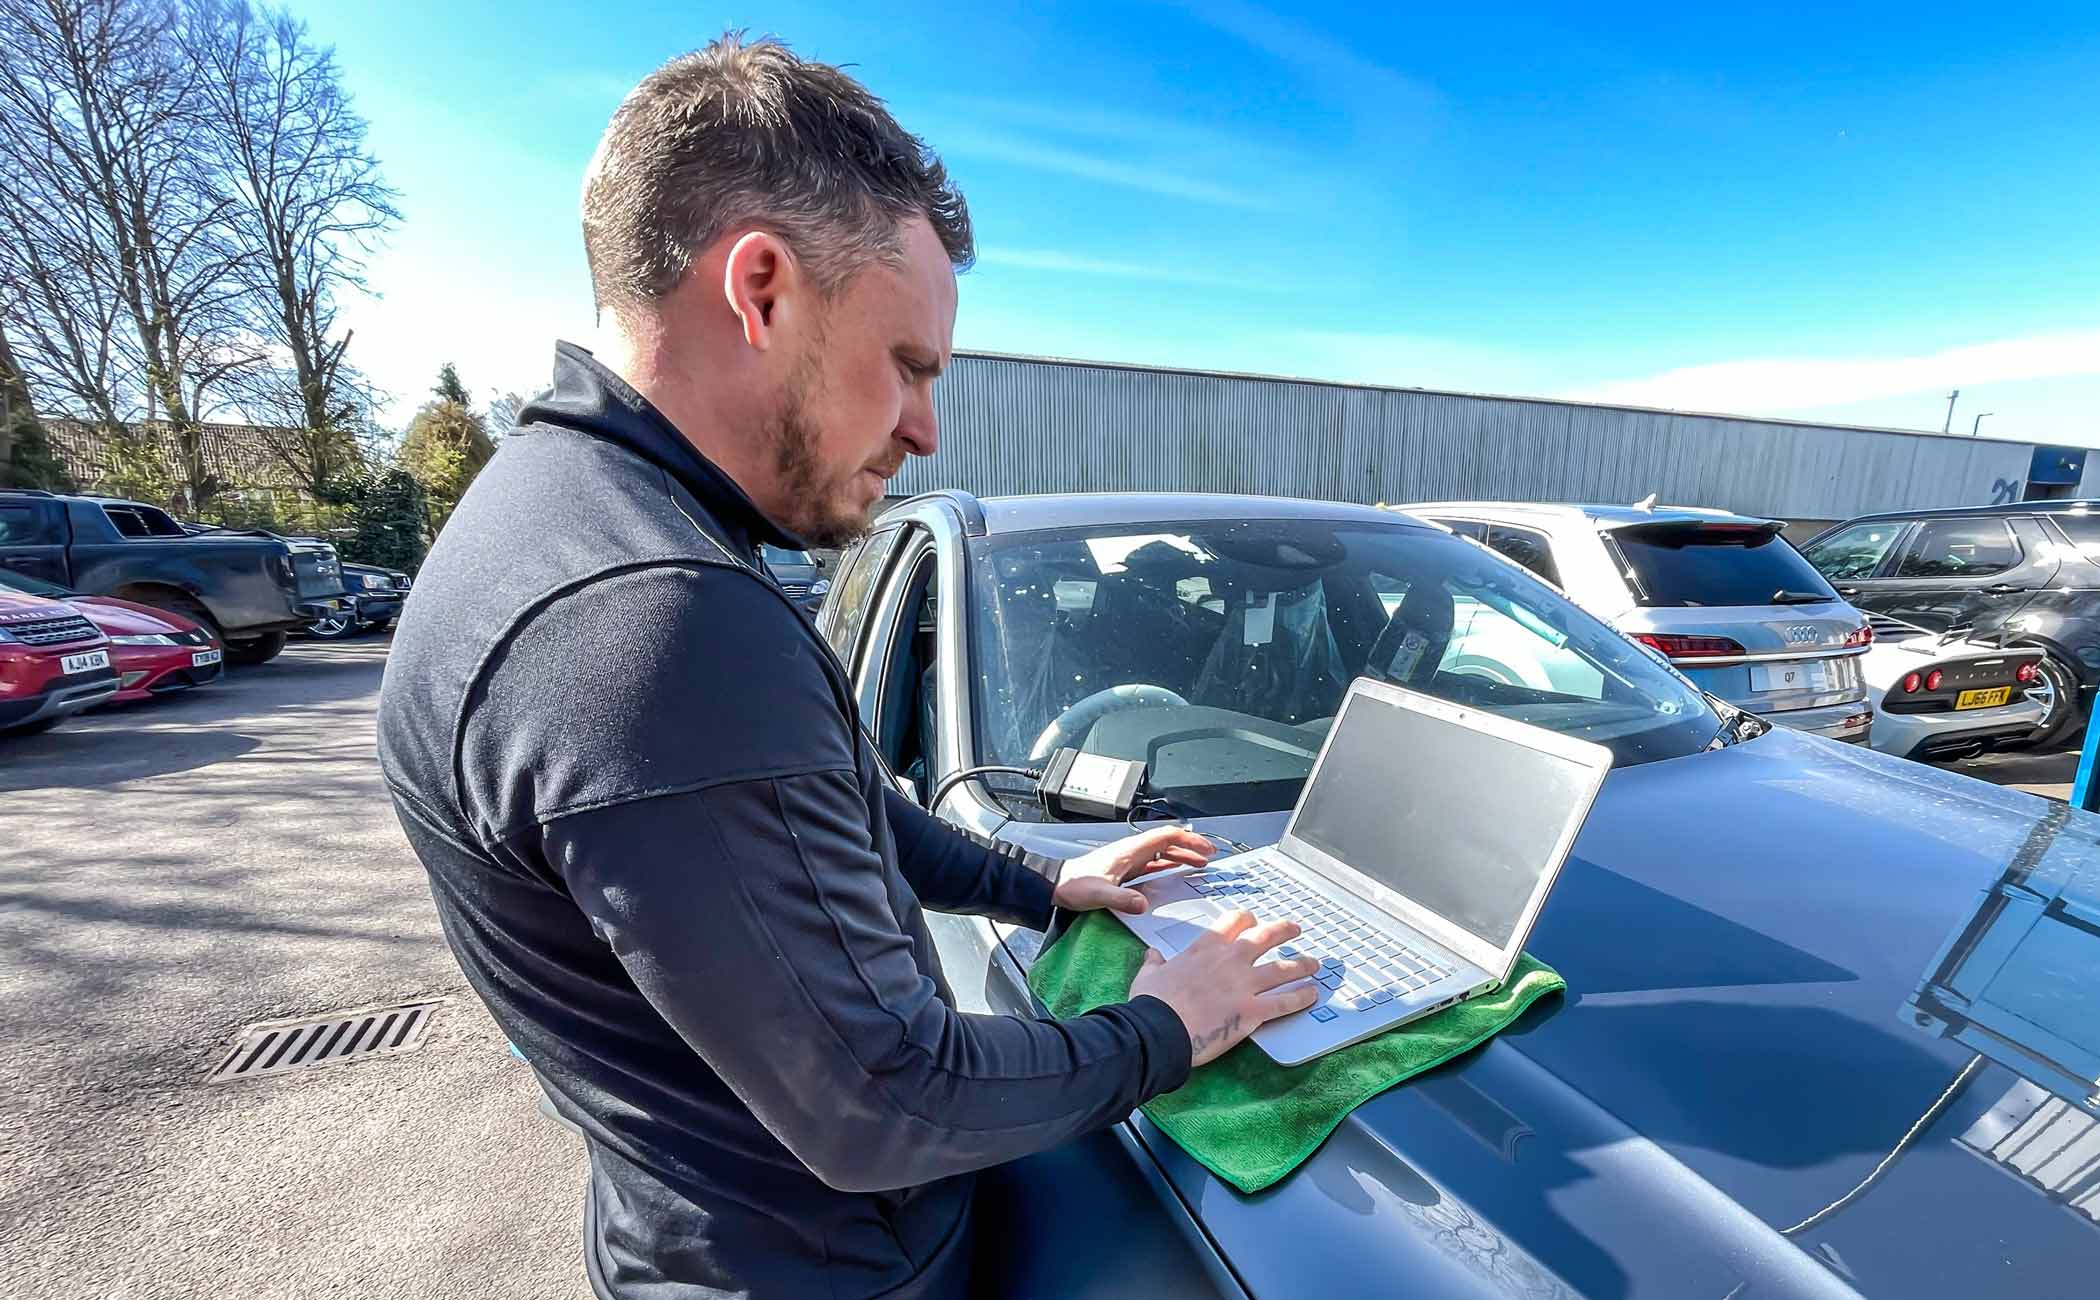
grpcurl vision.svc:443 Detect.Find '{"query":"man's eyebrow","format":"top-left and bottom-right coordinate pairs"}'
top-left (896, 345), bottom-right (945, 378)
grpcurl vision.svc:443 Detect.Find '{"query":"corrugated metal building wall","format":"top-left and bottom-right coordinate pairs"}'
top-left (906, 353), bottom-right (2056, 525)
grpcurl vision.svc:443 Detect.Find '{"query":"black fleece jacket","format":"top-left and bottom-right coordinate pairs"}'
top-left (376, 343), bottom-right (1190, 1300)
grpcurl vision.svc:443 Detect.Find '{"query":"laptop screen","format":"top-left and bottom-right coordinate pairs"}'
top-left (1289, 688), bottom-right (1592, 951)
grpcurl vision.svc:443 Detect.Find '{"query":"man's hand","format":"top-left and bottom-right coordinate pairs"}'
top-left (1051, 824), bottom-right (1215, 915)
top-left (1129, 910), bottom-right (1321, 1067)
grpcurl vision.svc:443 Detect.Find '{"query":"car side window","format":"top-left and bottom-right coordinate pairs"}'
top-left (818, 526), bottom-right (902, 668)
top-left (868, 545), bottom-right (940, 798)
top-left (1894, 518), bottom-right (2020, 579)
top-left (1802, 521), bottom-right (1906, 580)
top-left (0, 504), bottom-right (54, 545)
top-left (2047, 512), bottom-right (2100, 558)
top-left (103, 506), bottom-right (152, 538)
top-left (1485, 524), bottom-right (1561, 586)
top-left (1428, 517), bottom-right (1487, 541)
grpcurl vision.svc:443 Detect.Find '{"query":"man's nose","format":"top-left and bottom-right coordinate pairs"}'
top-left (897, 388), bottom-right (938, 458)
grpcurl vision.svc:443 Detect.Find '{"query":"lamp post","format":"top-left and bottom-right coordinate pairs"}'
top-left (1972, 412), bottom-right (1994, 437)
top-left (1943, 389), bottom-right (1960, 433)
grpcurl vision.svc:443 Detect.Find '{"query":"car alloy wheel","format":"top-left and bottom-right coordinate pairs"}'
top-left (306, 613), bottom-right (358, 639)
top-left (2016, 652), bottom-right (2081, 749)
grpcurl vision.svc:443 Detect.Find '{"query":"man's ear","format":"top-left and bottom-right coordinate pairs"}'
top-left (722, 230), bottom-right (796, 350)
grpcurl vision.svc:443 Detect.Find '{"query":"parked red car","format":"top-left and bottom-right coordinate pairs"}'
top-left (0, 571), bottom-right (223, 703)
top-left (0, 589), bottom-right (118, 734)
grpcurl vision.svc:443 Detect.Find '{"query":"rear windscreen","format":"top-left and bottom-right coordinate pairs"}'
top-left (1612, 526), bottom-right (1839, 608)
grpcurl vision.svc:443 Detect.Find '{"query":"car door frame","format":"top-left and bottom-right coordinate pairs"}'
top-left (0, 496), bottom-right (72, 585)
top-left (1806, 518), bottom-right (1920, 617)
top-left (837, 498), bottom-right (1253, 1294)
top-left (1850, 515), bottom-right (2048, 636)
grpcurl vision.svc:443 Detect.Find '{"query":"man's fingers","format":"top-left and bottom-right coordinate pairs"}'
top-left (1254, 981), bottom-right (1321, 1020)
top-left (1114, 888), bottom-right (1147, 915)
top-left (1141, 947), bottom-right (1165, 968)
top-left (1205, 909), bottom-right (1257, 942)
top-left (1253, 956), bottom-right (1321, 991)
top-left (1235, 918), bottom-right (1303, 955)
top-left (1149, 826), bottom-right (1216, 859)
top-left (1114, 826), bottom-right (1213, 878)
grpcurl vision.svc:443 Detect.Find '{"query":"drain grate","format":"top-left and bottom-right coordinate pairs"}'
top-left (207, 999), bottom-right (445, 1082)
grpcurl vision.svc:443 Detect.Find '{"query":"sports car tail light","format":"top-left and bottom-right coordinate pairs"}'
top-left (2017, 661), bottom-right (2039, 683)
top-left (1903, 672), bottom-right (1921, 694)
top-left (1631, 633), bottom-right (1746, 660)
top-left (1842, 624), bottom-right (1873, 648)
top-left (1926, 669), bottom-right (1944, 691)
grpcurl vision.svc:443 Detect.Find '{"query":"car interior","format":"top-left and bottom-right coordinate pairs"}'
top-left (859, 523), bottom-right (1714, 818)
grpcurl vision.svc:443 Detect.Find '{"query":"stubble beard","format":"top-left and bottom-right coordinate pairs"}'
top-left (770, 347), bottom-right (887, 550)
top-left (771, 393), bottom-right (867, 550)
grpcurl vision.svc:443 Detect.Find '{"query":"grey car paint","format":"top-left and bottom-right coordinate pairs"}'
top-left (1407, 503), bottom-right (1872, 742)
top-left (825, 490), bottom-right (2100, 1300)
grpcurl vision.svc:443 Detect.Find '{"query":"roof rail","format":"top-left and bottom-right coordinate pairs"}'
top-left (923, 489), bottom-right (986, 538)
top-left (0, 487), bottom-right (57, 498)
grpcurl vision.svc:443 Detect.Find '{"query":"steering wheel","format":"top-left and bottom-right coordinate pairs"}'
top-left (1028, 684), bottom-right (1188, 762)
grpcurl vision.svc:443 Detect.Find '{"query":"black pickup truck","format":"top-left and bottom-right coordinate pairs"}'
top-left (0, 490), bottom-right (349, 665)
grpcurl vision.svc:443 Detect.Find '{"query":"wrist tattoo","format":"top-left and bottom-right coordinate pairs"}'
top-left (1190, 1015), bottom-right (1241, 1055)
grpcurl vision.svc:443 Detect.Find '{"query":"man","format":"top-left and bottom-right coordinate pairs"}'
top-left (378, 35), bottom-right (1317, 1300)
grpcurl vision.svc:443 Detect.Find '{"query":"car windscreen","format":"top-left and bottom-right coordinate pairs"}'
top-left (0, 569), bottom-right (71, 597)
top-left (968, 520), bottom-right (1720, 818)
top-left (760, 544), bottom-right (813, 566)
top-left (1610, 522), bottom-right (1839, 607)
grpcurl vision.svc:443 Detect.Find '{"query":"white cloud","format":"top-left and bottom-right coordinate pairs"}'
top-left (937, 123), bottom-right (1274, 210)
top-left (1168, 0), bottom-right (1443, 129)
top-left (974, 247), bottom-right (1265, 289)
top-left (1565, 329), bottom-right (2100, 414)
top-left (923, 93), bottom-right (1267, 161)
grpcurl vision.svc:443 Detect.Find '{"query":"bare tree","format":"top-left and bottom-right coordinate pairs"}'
top-left (0, 318), bottom-right (74, 487)
top-left (486, 389), bottom-right (529, 435)
top-left (0, 44), bottom-right (137, 430)
top-left (0, 0), bottom-right (258, 509)
top-left (189, 1), bottom-right (396, 496)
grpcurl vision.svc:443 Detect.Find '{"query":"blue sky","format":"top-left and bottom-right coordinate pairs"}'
top-left (298, 1), bottom-right (2100, 444)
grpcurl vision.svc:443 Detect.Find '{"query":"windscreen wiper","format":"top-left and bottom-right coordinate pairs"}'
top-left (1769, 589), bottom-right (1835, 605)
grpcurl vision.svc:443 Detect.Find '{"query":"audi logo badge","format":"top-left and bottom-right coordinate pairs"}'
top-left (1783, 624), bottom-right (1820, 645)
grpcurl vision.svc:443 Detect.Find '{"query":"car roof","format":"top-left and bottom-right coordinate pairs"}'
top-left (1834, 499), bottom-right (2100, 526)
top-left (0, 489), bottom-right (153, 509)
top-left (1403, 500), bottom-right (1775, 530)
top-left (958, 492), bottom-right (1428, 536)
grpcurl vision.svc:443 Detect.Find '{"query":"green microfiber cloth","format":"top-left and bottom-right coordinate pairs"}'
top-left (1028, 911), bottom-right (1564, 1193)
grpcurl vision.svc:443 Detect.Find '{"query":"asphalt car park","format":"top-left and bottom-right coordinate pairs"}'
top-left (3, 514), bottom-right (2093, 1298)
top-left (0, 639), bottom-right (591, 1300)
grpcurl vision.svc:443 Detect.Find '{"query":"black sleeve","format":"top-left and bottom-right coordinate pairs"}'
top-left (467, 565), bottom-right (1191, 1194)
top-left (881, 786), bottom-right (1057, 929)
top-left (544, 775), bottom-right (1191, 1193)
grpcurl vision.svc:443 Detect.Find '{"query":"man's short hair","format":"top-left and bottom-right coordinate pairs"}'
top-left (581, 33), bottom-right (973, 317)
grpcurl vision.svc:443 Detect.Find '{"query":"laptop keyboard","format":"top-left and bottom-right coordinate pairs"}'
top-left (1187, 854), bottom-right (1455, 1019)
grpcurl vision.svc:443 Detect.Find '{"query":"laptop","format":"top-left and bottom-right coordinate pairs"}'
top-left (1114, 677), bottom-right (1611, 1066)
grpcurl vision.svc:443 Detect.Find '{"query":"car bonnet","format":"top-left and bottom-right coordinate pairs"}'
top-left (995, 728), bottom-right (2100, 1298)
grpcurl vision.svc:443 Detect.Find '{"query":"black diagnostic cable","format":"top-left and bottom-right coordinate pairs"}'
top-left (927, 763), bottom-right (1042, 817)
